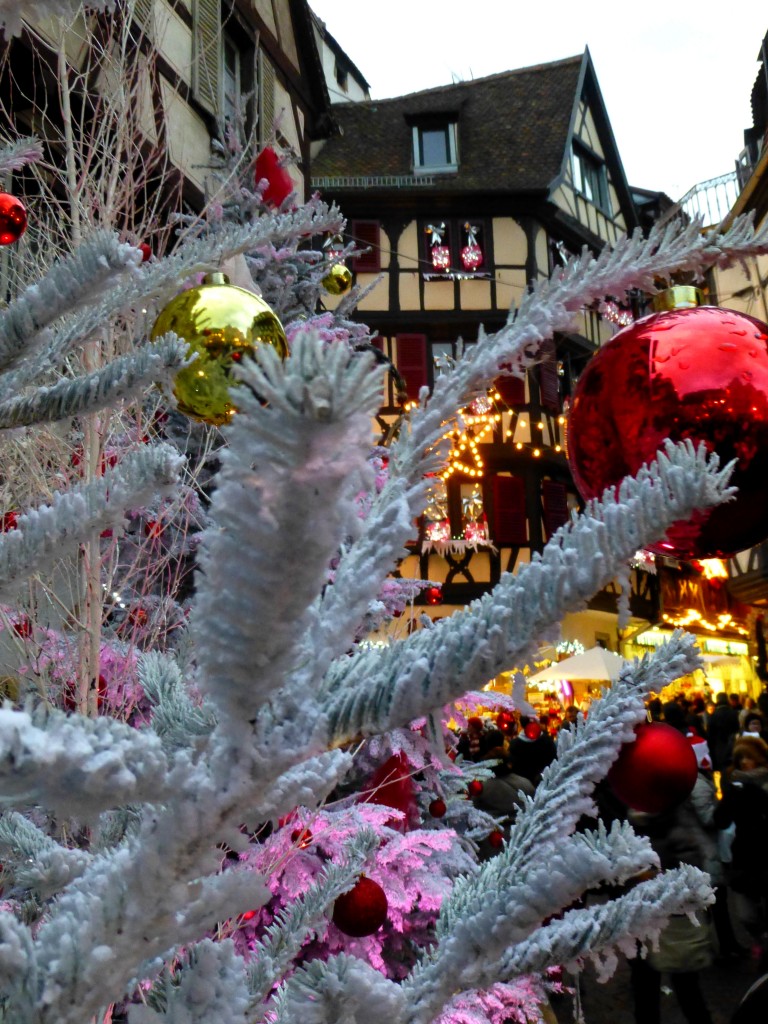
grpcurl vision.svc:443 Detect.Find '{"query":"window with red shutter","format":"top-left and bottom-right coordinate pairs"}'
top-left (542, 480), bottom-right (569, 539)
top-left (395, 334), bottom-right (428, 401)
top-left (492, 475), bottom-right (527, 545)
top-left (350, 221), bottom-right (381, 272)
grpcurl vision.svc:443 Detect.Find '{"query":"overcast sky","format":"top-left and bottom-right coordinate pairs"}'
top-left (308, 1), bottom-right (767, 202)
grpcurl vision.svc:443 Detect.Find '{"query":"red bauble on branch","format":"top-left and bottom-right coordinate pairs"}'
top-left (254, 147), bottom-right (294, 208)
top-left (0, 193), bottom-right (27, 245)
top-left (332, 876), bottom-right (388, 937)
top-left (362, 752), bottom-right (415, 828)
top-left (607, 721), bottom-right (698, 814)
top-left (567, 301), bottom-right (768, 559)
top-left (428, 797), bottom-right (447, 818)
top-left (467, 779), bottom-right (484, 797)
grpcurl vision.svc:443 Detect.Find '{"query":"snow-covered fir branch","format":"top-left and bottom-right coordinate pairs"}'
top-left (0, 231), bottom-right (143, 382)
top-left (0, 812), bottom-right (91, 901)
top-left (191, 334), bottom-right (381, 724)
top-left (247, 828), bottom-right (380, 1005)
top-left (140, 652), bottom-right (217, 754)
top-left (0, 137), bottom-right (42, 175)
top-left (274, 954), bottom-right (405, 1024)
top-left (0, 705), bottom-right (171, 820)
top-left (308, 442), bottom-right (731, 750)
top-left (0, 444), bottom-right (183, 600)
top-left (0, 334), bottom-right (188, 429)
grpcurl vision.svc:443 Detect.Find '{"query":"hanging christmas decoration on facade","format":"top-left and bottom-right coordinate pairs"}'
top-left (460, 222), bottom-right (483, 271)
top-left (151, 272), bottom-right (288, 426)
top-left (440, 390), bottom-right (502, 480)
top-left (0, 192), bottom-right (27, 245)
top-left (426, 222), bottom-right (450, 271)
top-left (321, 233), bottom-right (353, 295)
top-left (567, 286), bottom-right (768, 559)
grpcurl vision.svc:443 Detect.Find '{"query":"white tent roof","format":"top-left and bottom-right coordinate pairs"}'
top-left (527, 646), bottom-right (627, 683)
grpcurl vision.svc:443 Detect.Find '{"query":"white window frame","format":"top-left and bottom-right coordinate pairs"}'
top-left (413, 122), bottom-right (458, 174)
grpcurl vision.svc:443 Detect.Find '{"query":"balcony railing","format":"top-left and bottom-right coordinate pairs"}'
top-left (677, 171), bottom-right (741, 228)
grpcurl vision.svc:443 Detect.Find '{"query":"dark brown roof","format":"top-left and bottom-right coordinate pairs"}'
top-left (312, 54), bottom-right (584, 193)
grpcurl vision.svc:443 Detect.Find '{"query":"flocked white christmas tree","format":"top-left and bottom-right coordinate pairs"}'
top-left (0, 3), bottom-right (767, 1023)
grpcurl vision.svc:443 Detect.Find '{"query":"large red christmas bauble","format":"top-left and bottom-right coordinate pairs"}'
top-left (567, 304), bottom-right (768, 559)
top-left (607, 721), bottom-right (698, 814)
top-left (332, 876), bottom-right (388, 937)
top-left (0, 193), bottom-right (27, 245)
top-left (254, 147), bottom-right (294, 208)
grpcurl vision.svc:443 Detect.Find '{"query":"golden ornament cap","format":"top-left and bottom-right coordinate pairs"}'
top-left (651, 285), bottom-right (704, 312)
top-left (151, 272), bottom-right (287, 426)
top-left (322, 263), bottom-right (353, 296)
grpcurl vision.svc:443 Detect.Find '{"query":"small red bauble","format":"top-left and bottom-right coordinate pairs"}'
top-left (467, 779), bottom-right (484, 797)
top-left (254, 147), bottom-right (294, 208)
top-left (607, 721), bottom-right (698, 814)
top-left (332, 876), bottom-right (388, 937)
top-left (241, 909), bottom-right (257, 922)
top-left (488, 829), bottom-right (504, 849)
top-left (291, 827), bottom-right (313, 849)
top-left (425, 585), bottom-right (443, 606)
top-left (0, 193), bottom-right (27, 245)
top-left (568, 304), bottom-right (768, 559)
top-left (524, 721), bottom-right (542, 741)
top-left (12, 616), bottom-right (32, 639)
top-left (1, 511), bottom-right (18, 531)
top-left (138, 243), bottom-right (152, 262)
top-left (428, 797), bottom-right (447, 818)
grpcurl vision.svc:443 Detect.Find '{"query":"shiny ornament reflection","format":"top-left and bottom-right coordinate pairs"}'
top-left (567, 304), bottom-right (768, 559)
top-left (151, 273), bottom-right (287, 426)
top-left (322, 262), bottom-right (352, 295)
top-left (0, 193), bottom-right (27, 245)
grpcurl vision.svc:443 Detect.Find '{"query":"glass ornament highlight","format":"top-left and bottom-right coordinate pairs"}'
top-left (151, 273), bottom-right (287, 426)
top-left (567, 303), bottom-right (768, 559)
top-left (0, 192), bottom-right (27, 245)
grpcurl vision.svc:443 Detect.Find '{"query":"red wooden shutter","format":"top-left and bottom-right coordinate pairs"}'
top-left (492, 475), bottom-right (527, 545)
top-left (350, 220), bottom-right (381, 272)
top-left (396, 334), bottom-right (428, 401)
top-left (542, 479), bottom-right (569, 539)
top-left (495, 370), bottom-right (526, 407)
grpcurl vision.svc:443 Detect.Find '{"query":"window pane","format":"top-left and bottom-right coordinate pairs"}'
top-left (421, 128), bottom-right (449, 166)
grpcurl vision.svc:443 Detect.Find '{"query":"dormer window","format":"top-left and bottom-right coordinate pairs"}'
top-left (571, 142), bottom-right (612, 214)
top-left (410, 117), bottom-right (458, 173)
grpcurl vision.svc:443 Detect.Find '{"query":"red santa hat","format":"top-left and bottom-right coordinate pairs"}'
top-left (688, 731), bottom-right (712, 770)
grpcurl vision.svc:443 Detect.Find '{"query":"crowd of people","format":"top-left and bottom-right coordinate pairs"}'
top-left (458, 686), bottom-right (768, 1023)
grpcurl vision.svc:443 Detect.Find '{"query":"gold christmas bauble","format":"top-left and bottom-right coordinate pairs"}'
top-left (151, 272), bottom-right (287, 426)
top-left (322, 263), bottom-right (353, 296)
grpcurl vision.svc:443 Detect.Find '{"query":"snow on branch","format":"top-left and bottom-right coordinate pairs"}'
top-left (0, 334), bottom-right (188, 429)
top-left (274, 953), bottom-right (405, 1024)
top-left (0, 137), bottom-right (42, 175)
top-left (0, 705), bottom-right (171, 819)
top-left (248, 828), bottom-right (380, 1005)
top-left (0, 811), bottom-right (91, 900)
top-left (192, 333), bottom-right (382, 724)
top-left (312, 441), bottom-right (732, 748)
top-left (0, 230), bottom-right (142, 379)
top-left (0, 443), bottom-right (183, 601)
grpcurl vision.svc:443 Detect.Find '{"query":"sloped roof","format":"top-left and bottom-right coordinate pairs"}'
top-left (312, 54), bottom-right (584, 193)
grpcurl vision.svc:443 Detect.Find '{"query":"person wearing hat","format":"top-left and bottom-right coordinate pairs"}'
top-left (687, 733), bottom-right (744, 959)
top-left (714, 734), bottom-right (768, 970)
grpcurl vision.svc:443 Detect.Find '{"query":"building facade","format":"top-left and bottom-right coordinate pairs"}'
top-left (311, 49), bottom-right (664, 663)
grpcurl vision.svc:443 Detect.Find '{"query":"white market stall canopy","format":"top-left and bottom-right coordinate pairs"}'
top-left (527, 646), bottom-right (627, 684)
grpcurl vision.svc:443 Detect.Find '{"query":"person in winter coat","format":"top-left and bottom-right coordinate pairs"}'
top-left (506, 717), bottom-right (556, 786)
top-left (625, 741), bottom-right (718, 1024)
top-left (708, 692), bottom-right (741, 772)
top-left (687, 734), bottom-right (743, 958)
top-left (714, 734), bottom-right (768, 970)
